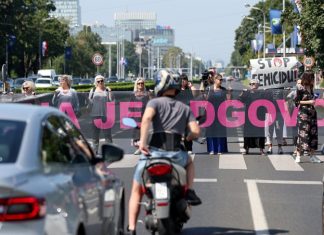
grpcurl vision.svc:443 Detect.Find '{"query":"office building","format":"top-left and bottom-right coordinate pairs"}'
top-left (50, 0), bottom-right (81, 27)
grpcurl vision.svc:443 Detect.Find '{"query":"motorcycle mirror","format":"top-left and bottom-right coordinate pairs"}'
top-left (122, 117), bottom-right (138, 128)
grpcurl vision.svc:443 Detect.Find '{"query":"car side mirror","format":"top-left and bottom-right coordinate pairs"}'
top-left (101, 144), bottom-right (124, 163)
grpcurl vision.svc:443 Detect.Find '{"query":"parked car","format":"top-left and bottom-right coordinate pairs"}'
top-left (12, 77), bottom-right (26, 91)
top-left (52, 75), bottom-right (61, 86)
top-left (107, 76), bottom-right (118, 83)
top-left (72, 77), bottom-right (81, 86)
top-left (26, 76), bottom-right (38, 83)
top-left (0, 103), bottom-right (125, 235)
top-left (35, 77), bottom-right (53, 88)
top-left (79, 79), bottom-right (93, 85)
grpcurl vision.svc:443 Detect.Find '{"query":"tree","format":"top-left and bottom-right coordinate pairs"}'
top-left (282, 0), bottom-right (324, 69)
top-left (0, 0), bottom-right (69, 77)
top-left (52, 26), bottom-right (107, 77)
top-left (230, 0), bottom-right (292, 67)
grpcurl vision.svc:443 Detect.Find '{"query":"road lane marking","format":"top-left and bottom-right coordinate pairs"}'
top-left (244, 179), bottom-right (322, 185)
top-left (244, 179), bottom-right (322, 235)
top-left (268, 155), bottom-right (304, 171)
top-left (219, 154), bottom-right (247, 170)
top-left (245, 180), bottom-right (269, 235)
top-left (194, 178), bottom-right (217, 182)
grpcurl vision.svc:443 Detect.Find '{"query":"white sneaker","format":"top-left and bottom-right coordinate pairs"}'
top-left (188, 151), bottom-right (193, 155)
top-left (295, 155), bottom-right (301, 163)
top-left (209, 151), bottom-right (214, 155)
top-left (310, 155), bottom-right (322, 163)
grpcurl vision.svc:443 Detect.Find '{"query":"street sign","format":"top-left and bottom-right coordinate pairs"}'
top-left (303, 56), bottom-right (315, 68)
top-left (92, 53), bottom-right (104, 66)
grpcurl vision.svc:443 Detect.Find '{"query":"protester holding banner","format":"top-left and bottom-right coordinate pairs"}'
top-left (88, 75), bottom-right (113, 153)
top-left (130, 77), bottom-right (150, 155)
top-left (294, 71), bottom-right (321, 163)
top-left (286, 78), bottom-right (302, 156)
top-left (21, 81), bottom-right (36, 96)
top-left (238, 78), bottom-right (266, 155)
top-left (265, 88), bottom-right (286, 154)
top-left (52, 75), bottom-right (80, 116)
top-left (206, 73), bottom-right (231, 155)
top-left (177, 74), bottom-right (196, 154)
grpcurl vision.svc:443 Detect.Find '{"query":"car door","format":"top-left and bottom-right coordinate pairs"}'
top-left (56, 116), bottom-right (102, 233)
top-left (40, 115), bottom-right (81, 234)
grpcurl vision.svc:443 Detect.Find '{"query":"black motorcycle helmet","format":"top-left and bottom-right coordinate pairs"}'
top-left (154, 69), bottom-right (182, 96)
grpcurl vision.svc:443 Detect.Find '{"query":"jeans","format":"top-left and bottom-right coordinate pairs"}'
top-left (133, 147), bottom-right (189, 184)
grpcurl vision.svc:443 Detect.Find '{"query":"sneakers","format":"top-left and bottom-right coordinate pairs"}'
top-left (186, 189), bottom-right (202, 206)
top-left (267, 147), bottom-right (273, 154)
top-left (278, 146), bottom-right (283, 154)
top-left (310, 155), bottom-right (322, 163)
top-left (209, 151), bottom-right (214, 155)
top-left (188, 151), bottom-right (193, 155)
top-left (295, 155), bottom-right (301, 163)
top-left (133, 149), bottom-right (141, 155)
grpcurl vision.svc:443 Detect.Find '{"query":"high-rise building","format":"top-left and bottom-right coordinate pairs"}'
top-left (50, 0), bottom-right (81, 27)
top-left (114, 12), bottom-right (157, 41)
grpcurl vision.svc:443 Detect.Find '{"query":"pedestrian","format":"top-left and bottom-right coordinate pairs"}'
top-left (294, 71), bottom-right (321, 163)
top-left (206, 73), bottom-right (231, 155)
top-left (88, 75), bottom-right (113, 153)
top-left (130, 77), bottom-right (150, 155)
top-left (52, 75), bottom-right (80, 116)
top-left (238, 78), bottom-right (266, 155)
top-left (21, 81), bottom-right (36, 96)
top-left (286, 78), bottom-right (302, 156)
top-left (265, 88), bottom-right (286, 154)
top-left (177, 73), bottom-right (196, 154)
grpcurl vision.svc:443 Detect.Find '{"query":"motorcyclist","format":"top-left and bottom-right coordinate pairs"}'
top-left (127, 69), bottom-right (202, 235)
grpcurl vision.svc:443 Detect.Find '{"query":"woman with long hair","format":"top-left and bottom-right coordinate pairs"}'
top-left (295, 71), bottom-right (321, 163)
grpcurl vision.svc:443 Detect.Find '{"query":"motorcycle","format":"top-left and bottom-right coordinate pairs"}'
top-left (122, 118), bottom-right (191, 235)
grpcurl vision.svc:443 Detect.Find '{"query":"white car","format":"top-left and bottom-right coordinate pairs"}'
top-left (35, 78), bottom-right (53, 88)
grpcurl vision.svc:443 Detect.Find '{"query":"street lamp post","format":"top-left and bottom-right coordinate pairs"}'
top-left (245, 3), bottom-right (266, 58)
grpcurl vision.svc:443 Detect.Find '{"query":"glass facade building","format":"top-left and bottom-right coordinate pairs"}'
top-left (51, 0), bottom-right (81, 27)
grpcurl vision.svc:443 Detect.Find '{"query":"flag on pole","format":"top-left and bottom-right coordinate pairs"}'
top-left (255, 33), bottom-right (263, 51)
top-left (269, 9), bottom-right (282, 34)
top-left (65, 46), bottom-right (72, 60)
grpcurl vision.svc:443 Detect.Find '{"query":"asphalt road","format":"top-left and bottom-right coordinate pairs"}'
top-left (85, 80), bottom-right (324, 235)
top-left (105, 137), bottom-right (324, 235)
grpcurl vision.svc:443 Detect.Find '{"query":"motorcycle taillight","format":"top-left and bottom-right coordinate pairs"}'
top-left (147, 164), bottom-right (172, 176)
top-left (0, 197), bottom-right (46, 221)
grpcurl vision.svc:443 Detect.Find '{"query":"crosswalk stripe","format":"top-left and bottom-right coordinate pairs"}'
top-left (268, 154), bottom-right (304, 171)
top-left (219, 154), bottom-right (247, 170)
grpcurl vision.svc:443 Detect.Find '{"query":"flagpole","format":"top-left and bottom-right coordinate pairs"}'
top-left (283, 0), bottom-right (286, 57)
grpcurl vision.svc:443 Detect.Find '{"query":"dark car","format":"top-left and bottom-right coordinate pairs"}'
top-left (107, 76), bottom-right (118, 83)
top-left (12, 78), bottom-right (26, 91)
top-left (79, 79), bottom-right (93, 85)
top-left (72, 77), bottom-right (82, 86)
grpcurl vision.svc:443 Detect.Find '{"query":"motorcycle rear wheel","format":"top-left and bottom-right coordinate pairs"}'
top-left (157, 218), bottom-right (179, 235)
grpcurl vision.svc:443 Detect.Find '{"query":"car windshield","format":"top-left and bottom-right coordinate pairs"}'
top-left (0, 120), bottom-right (25, 163)
top-left (14, 79), bottom-right (25, 85)
top-left (36, 80), bottom-right (51, 84)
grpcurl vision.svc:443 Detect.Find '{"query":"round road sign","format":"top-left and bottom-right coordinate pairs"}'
top-left (92, 53), bottom-right (104, 66)
top-left (303, 56), bottom-right (315, 68)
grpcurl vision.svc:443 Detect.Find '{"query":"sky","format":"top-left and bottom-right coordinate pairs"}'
top-left (79, 0), bottom-right (260, 65)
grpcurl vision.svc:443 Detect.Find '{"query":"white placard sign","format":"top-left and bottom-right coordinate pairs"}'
top-left (250, 57), bottom-right (299, 89)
